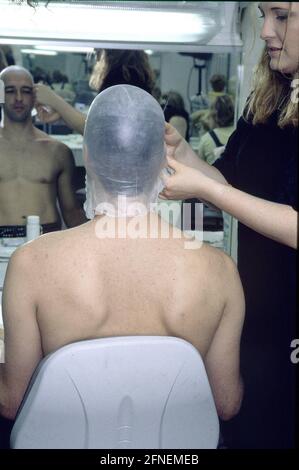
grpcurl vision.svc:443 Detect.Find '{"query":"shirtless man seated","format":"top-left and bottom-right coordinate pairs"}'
top-left (0, 85), bottom-right (244, 428)
top-left (0, 65), bottom-right (87, 237)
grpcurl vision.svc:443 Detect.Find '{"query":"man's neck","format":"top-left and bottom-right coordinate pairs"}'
top-left (92, 211), bottom-right (180, 240)
top-left (2, 117), bottom-right (36, 141)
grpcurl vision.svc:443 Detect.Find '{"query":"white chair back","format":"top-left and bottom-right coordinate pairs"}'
top-left (11, 336), bottom-right (219, 449)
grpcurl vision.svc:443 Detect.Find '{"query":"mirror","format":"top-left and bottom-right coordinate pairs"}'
top-left (0, 43), bottom-right (242, 254)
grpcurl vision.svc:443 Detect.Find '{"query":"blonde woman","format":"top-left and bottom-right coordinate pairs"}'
top-left (160, 2), bottom-right (298, 449)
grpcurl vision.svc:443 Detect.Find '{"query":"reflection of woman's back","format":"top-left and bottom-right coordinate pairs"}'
top-left (198, 95), bottom-right (235, 165)
top-left (90, 49), bottom-right (155, 96)
top-left (161, 91), bottom-right (190, 141)
top-left (76, 49), bottom-right (156, 197)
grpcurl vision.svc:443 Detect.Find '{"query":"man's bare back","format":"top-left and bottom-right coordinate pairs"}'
top-left (2, 214), bottom-right (244, 419)
top-left (0, 127), bottom-right (72, 226)
top-left (31, 218), bottom-right (228, 357)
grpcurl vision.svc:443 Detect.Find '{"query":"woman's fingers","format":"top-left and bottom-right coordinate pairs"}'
top-left (166, 155), bottom-right (185, 172)
top-left (36, 105), bottom-right (60, 124)
top-left (164, 121), bottom-right (180, 143)
top-left (164, 122), bottom-right (171, 133)
top-left (159, 170), bottom-right (169, 186)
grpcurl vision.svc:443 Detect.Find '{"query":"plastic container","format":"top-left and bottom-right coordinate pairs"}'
top-left (26, 215), bottom-right (41, 242)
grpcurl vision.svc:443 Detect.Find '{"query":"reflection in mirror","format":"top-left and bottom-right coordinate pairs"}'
top-left (0, 43), bottom-right (241, 254)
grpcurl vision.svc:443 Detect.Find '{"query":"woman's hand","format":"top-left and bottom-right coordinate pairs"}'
top-left (164, 122), bottom-right (228, 189)
top-left (159, 156), bottom-right (213, 201)
top-left (34, 83), bottom-right (58, 108)
top-left (164, 122), bottom-right (195, 165)
top-left (34, 83), bottom-right (85, 135)
top-left (34, 84), bottom-right (62, 124)
top-left (35, 104), bottom-right (61, 124)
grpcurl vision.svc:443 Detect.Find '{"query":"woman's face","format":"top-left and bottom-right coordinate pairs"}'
top-left (259, 2), bottom-right (299, 74)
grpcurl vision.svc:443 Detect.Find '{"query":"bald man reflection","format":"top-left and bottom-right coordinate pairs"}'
top-left (0, 66), bottom-right (86, 236)
top-left (0, 86), bottom-right (244, 437)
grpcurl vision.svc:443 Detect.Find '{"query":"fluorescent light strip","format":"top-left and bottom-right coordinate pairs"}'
top-left (0, 3), bottom-right (218, 43)
top-left (21, 49), bottom-right (58, 56)
top-left (35, 45), bottom-right (94, 53)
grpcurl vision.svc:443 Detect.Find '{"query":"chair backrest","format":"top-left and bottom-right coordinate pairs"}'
top-left (10, 336), bottom-right (219, 449)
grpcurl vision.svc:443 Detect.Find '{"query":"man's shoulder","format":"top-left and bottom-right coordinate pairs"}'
top-left (31, 227), bottom-right (75, 249)
top-left (9, 228), bottom-right (77, 271)
top-left (5, 231), bottom-right (68, 294)
top-left (189, 242), bottom-right (236, 276)
top-left (7, 240), bottom-right (39, 277)
top-left (208, 245), bottom-right (237, 273)
top-left (33, 128), bottom-right (72, 154)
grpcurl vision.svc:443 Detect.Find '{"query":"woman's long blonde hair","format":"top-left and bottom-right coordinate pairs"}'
top-left (245, 3), bottom-right (298, 128)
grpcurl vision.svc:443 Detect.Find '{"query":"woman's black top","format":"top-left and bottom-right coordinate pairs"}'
top-left (213, 111), bottom-right (298, 448)
top-left (214, 112), bottom-right (297, 342)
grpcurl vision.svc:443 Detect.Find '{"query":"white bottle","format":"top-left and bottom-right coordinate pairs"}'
top-left (26, 215), bottom-right (40, 242)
